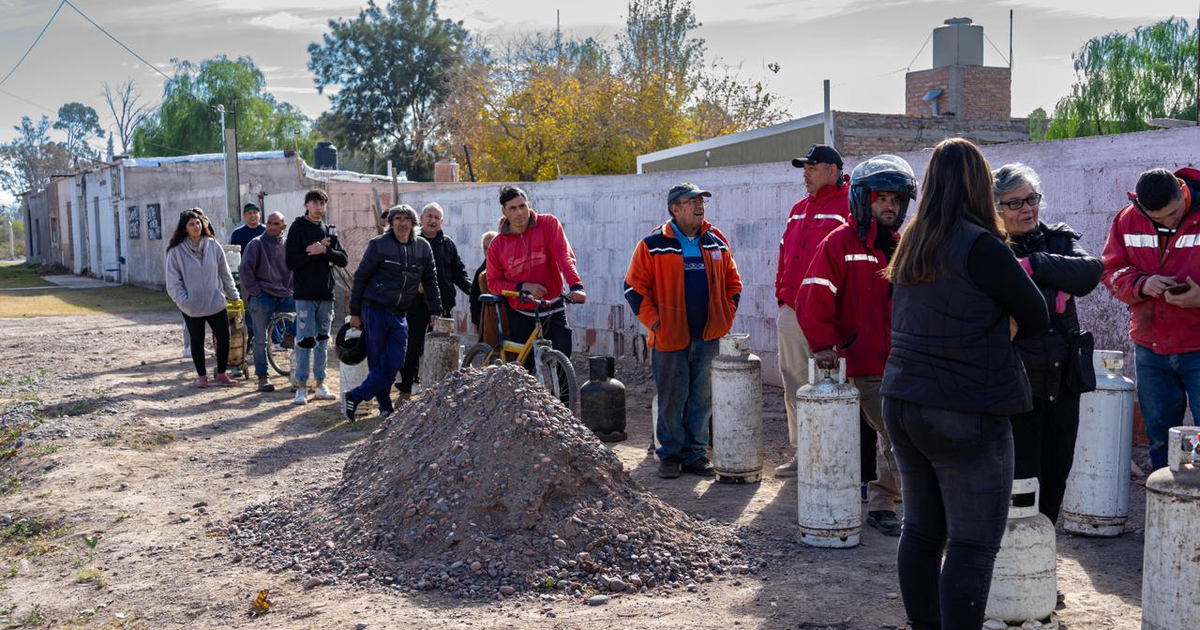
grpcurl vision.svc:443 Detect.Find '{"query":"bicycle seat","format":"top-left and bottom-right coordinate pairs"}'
top-left (479, 294), bottom-right (506, 304)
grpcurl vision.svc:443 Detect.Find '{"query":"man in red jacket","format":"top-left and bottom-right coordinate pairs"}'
top-left (486, 186), bottom-right (586, 357)
top-left (775, 144), bottom-right (850, 476)
top-left (797, 154), bottom-right (916, 536)
top-left (1102, 166), bottom-right (1200, 470)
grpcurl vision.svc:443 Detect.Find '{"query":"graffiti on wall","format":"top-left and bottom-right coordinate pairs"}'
top-left (127, 206), bottom-right (140, 239)
top-left (146, 204), bottom-right (162, 240)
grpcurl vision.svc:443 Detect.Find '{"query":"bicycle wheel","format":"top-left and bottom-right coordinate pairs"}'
top-left (267, 312), bottom-right (296, 377)
top-left (537, 348), bottom-right (579, 413)
top-left (461, 342), bottom-right (495, 369)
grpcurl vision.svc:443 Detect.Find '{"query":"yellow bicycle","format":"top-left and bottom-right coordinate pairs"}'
top-left (462, 290), bottom-right (579, 411)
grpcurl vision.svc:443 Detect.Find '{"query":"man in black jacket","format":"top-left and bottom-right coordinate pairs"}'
top-left (344, 205), bottom-right (442, 420)
top-left (285, 189), bottom-right (349, 405)
top-left (396, 202), bottom-right (472, 397)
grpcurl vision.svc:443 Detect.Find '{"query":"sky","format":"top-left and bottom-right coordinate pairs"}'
top-left (0, 0), bottom-right (1193, 201)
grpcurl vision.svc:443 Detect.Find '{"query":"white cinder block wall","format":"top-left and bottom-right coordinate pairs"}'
top-left (400, 126), bottom-right (1200, 387)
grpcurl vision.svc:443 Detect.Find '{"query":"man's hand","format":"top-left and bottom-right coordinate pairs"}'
top-left (350, 315), bottom-right (362, 329)
top-left (567, 290), bottom-right (586, 304)
top-left (1141, 274), bottom-right (1178, 298)
top-left (305, 238), bottom-right (329, 256)
top-left (1009, 316), bottom-right (1018, 340)
top-left (814, 348), bottom-right (839, 369)
top-left (1165, 276), bottom-right (1200, 308)
top-left (522, 282), bottom-right (548, 299)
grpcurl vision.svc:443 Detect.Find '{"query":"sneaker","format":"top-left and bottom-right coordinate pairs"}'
top-left (256, 377), bottom-right (275, 393)
top-left (293, 389), bottom-right (308, 405)
top-left (866, 510), bottom-right (902, 537)
top-left (774, 457), bottom-right (798, 477)
top-left (214, 373), bottom-right (237, 387)
top-left (313, 383), bottom-right (336, 400)
top-left (343, 393), bottom-right (361, 421)
top-left (657, 458), bottom-right (682, 479)
top-left (183, 347), bottom-right (193, 359)
top-left (195, 375), bottom-right (209, 388)
top-left (378, 407), bottom-right (395, 420)
top-left (683, 458), bottom-right (716, 477)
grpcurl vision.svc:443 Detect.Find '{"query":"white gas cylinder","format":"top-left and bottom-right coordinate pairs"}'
top-left (1141, 426), bottom-right (1200, 630)
top-left (1062, 350), bottom-right (1134, 537)
top-left (711, 334), bottom-right (763, 483)
top-left (422, 317), bottom-right (462, 387)
top-left (796, 358), bottom-right (860, 548)
top-left (984, 478), bottom-right (1058, 629)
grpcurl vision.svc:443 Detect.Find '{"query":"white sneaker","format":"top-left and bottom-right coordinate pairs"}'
top-left (293, 389), bottom-right (308, 405)
top-left (774, 456), bottom-right (798, 477)
top-left (313, 384), bottom-right (335, 400)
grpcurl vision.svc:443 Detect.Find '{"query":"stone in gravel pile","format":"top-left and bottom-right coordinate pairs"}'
top-left (229, 364), bottom-right (759, 599)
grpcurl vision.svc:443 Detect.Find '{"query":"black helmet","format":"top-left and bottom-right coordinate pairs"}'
top-left (335, 322), bottom-right (367, 366)
top-left (849, 154), bottom-right (917, 241)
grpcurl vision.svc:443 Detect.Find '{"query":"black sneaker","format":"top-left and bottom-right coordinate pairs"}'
top-left (657, 458), bottom-right (682, 479)
top-left (866, 510), bottom-right (902, 537)
top-left (342, 392), bottom-right (361, 422)
top-left (683, 458), bottom-right (716, 477)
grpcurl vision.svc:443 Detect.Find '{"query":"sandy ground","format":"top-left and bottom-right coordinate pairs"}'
top-left (0, 311), bottom-right (1144, 629)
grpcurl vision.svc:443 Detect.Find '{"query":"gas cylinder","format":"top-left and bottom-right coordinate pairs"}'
top-left (796, 358), bottom-right (860, 548)
top-left (984, 478), bottom-right (1058, 629)
top-left (225, 298), bottom-right (247, 375)
top-left (1141, 426), bottom-right (1200, 630)
top-left (1062, 350), bottom-right (1134, 537)
top-left (422, 317), bottom-right (461, 387)
top-left (711, 334), bottom-right (763, 484)
top-left (581, 356), bottom-right (627, 442)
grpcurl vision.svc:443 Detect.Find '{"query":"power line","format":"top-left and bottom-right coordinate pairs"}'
top-left (905, 32), bottom-right (934, 72)
top-left (62, 0), bottom-right (174, 85)
top-left (0, 0), bottom-right (67, 89)
top-left (984, 33), bottom-right (1010, 67)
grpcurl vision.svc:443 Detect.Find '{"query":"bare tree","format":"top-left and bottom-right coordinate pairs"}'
top-left (102, 79), bottom-right (152, 155)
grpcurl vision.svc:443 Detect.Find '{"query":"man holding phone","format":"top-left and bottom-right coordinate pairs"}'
top-left (1102, 166), bottom-right (1200, 470)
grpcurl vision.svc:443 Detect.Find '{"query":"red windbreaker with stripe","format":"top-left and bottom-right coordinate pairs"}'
top-left (796, 217), bottom-right (897, 378)
top-left (775, 178), bottom-right (850, 308)
top-left (1101, 167), bottom-right (1200, 355)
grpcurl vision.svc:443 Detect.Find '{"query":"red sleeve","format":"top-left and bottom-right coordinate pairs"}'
top-left (485, 237), bottom-right (519, 296)
top-left (1101, 209), bottom-right (1147, 306)
top-left (796, 235), bottom-right (846, 353)
top-left (546, 216), bottom-right (583, 290)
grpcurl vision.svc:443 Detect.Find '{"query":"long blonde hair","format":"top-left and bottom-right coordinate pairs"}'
top-left (886, 138), bottom-right (1006, 285)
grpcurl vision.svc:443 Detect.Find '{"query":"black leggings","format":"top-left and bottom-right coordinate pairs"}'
top-left (1010, 391), bottom-right (1082, 524)
top-left (183, 310), bottom-right (230, 376)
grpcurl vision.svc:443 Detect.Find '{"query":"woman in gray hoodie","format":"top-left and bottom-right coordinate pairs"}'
top-left (165, 209), bottom-right (241, 387)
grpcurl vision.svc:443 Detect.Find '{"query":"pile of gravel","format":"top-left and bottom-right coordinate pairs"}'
top-left (228, 364), bottom-right (758, 599)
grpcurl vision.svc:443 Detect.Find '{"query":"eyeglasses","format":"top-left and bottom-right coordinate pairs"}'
top-left (672, 197), bottom-right (708, 207)
top-left (997, 193), bottom-right (1042, 211)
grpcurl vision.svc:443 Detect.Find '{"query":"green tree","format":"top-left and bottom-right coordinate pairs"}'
top-left (53, 102), bottom-right (105, 163)
top-left (0, 116), bottom-right (73, 198)
top-left (308, 0), bottom-right (469, 181)
top-left (132, 56), bottom-right (316, 158)
top-left (1046, 17), bottom-right (1198, 139)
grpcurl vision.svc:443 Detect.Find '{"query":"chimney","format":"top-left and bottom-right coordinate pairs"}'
top-left (434, 160), bottom-right (460, 183)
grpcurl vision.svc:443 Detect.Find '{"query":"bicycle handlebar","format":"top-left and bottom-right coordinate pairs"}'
top-left (500, 289), bottom-right (576, 307)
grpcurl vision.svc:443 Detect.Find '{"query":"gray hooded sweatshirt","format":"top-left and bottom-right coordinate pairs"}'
top-left (165, 237), bottom-right (241, 317)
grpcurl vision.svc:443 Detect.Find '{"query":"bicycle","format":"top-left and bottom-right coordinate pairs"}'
top-left (239, 309), bottom-right (296, 377)
top-left (462, 290), bottom-right (580, 412)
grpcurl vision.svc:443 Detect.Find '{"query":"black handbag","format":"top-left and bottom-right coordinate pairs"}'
top-left (1065, 330), bottom-right (1096, 394)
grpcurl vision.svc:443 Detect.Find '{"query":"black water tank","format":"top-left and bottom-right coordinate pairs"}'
top-left (313, 142), bottom-right (338, 169)
top-left (580, 356), bottom-right (627, 442)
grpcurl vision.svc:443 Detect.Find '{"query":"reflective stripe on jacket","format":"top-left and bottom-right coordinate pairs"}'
top-left (775, 178), bottom-right (850, 308)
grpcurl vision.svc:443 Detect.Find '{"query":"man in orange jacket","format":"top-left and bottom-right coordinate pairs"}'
top-left (625, 183), bottom-right (743, 479)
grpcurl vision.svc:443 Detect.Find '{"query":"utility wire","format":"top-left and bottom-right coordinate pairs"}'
top-left (0, 0), bottom-right (67, 89)
top-left (905, 32), bottom-right (933, 71)
top-left (984, 33), bottom-right (1010, 66)
top-left (62, 0), bottom-right (174, 85)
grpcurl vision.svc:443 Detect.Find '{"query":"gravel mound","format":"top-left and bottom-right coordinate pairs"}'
top-left (228, 364), bottom-right (757, 599)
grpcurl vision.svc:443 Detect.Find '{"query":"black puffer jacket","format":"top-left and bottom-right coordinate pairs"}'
top-left (424, 231), bottom-right (472, 315)
top-left (349, 232), bottom-right (442, 317)
top-left (1009, 222), bottom-right (1103, 399)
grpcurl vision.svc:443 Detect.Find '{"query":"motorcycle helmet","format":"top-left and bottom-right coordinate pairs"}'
top-left (849, 154), bottom-right (917, 242)
top-left (335, 322), bottom-right (367, 366)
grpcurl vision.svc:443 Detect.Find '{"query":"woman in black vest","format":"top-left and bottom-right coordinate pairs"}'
top-left (882, 138), bottom-right (1049, 630)
top-left (994, 163), bottom-right (1103, 526)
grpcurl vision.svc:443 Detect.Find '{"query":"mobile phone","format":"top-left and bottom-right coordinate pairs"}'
top-left (1166, 284), bottom-right (1190, 295)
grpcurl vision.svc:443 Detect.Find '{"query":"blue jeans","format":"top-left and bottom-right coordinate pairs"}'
top-left (295, 299), bottom-right (333, 384)
top-left (652, 338), bottom-right (719, 465)
top-left (350, 305), bottom-right (409, 413)
top-left (884, 398), bottom-right (1013, 630)
top-left (247, 294), bottom-right (295, 377)
top-left (1134, 344), bottom-right (1200, 470)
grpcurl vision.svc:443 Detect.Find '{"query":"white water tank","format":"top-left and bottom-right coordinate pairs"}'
top-left (984, 478), bottom-right (1058, 628)
top-left (711, 334), bottom-right (763, 484)
top-left (421, 317), bottom-right (462, 387)
top-left (1062, 350), bottom-right (1134, 537)
top-left (932, 17), bottom-right (984, 68)
top-left (1142, 426), bottom-right (1200, 630)
top-left (796, 358), bottom-right (860, 548)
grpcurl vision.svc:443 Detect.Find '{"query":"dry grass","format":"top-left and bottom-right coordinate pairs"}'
top-left (0, 286), bottom-right (174, 318)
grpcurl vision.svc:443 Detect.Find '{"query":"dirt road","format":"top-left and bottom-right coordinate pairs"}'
top-left (0, 311), bottom-right (1144, 629)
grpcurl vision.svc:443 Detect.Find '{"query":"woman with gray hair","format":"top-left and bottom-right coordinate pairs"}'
top-left (993, 162), bottom-right (1103, 524)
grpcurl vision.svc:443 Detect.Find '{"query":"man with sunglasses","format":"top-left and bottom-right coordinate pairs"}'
top-left (1102, 166), bottom-right (1200, 470)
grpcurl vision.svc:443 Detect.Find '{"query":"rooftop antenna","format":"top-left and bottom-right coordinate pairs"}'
top-left (1009, 10), bottom-right (1014, 70)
